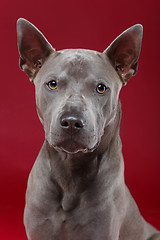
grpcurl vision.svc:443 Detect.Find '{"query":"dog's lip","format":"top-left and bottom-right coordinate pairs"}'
top-left (52, 141), bottom-right (98, 154)
top-left (54, 146), bottom-right (91, 154)
top-left (47, 132), bottom-right (100, 154)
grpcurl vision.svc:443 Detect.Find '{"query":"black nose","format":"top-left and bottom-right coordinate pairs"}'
top-left (60, 115), bottom-right (84, 133)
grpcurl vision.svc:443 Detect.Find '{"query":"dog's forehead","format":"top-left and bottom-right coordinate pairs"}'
top-left (45, 49), bottom-right (107, 74)
top-left (58, 49), bottom-right (101, 62)
top-left (37, 48), bottom-right (120, 87)
top-left (57, 49), bottom-right (93, 78)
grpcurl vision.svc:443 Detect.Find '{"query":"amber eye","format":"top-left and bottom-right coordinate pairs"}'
top-left (47, 80), bottom-right (57, 90)
top-left (96, 84), bottom-right (107, 94)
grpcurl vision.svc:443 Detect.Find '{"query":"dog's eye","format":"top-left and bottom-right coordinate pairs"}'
top-left (96, 84), bottom-right (107, 94)
top-left (47, 80), bottom-right (57, 90)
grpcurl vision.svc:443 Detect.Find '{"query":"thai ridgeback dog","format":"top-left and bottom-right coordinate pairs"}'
top-left (17, 18), bottom-right (160, 240)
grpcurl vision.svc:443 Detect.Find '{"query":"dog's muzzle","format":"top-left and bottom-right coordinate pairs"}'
top-left (46, 110), bottom-right (98, 154)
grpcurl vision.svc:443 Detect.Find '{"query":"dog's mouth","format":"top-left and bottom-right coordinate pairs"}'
top-left (53, 140), bottom-right (97, 154)
top-left (46, 129), bottom-right (100, 154)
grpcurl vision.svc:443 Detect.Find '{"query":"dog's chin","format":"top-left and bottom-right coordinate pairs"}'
top-left (52, 140), bottom-right (97, 154)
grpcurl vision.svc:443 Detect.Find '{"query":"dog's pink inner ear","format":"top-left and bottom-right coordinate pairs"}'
top-left (104, 25), bottom-right (143, 85)
top-left (17, 19), bottom-right (54, 80)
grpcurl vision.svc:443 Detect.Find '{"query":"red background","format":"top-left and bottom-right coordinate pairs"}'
top-left (0, 0), bottom-right (160, 239)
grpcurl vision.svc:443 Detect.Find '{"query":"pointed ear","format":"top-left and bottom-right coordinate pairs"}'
top-left (17, 18), bottom-right (55, 81)
top-left (104, 24), bottom-right (143, 85)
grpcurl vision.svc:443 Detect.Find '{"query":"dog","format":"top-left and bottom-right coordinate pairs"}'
top-left (17, 18), bottom-right (160, 240)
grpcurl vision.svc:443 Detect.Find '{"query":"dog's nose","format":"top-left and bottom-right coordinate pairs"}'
top-left (60, 115), bottom-right (84, 133)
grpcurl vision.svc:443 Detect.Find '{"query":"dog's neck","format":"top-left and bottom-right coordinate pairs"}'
top-left (46, 144), bottom-right (100, 211)
top-left (46, 101), bottom-right (122, 211)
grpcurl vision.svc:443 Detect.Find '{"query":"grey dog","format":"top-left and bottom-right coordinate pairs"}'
top-left (17, 18), bottom-right (160, 240)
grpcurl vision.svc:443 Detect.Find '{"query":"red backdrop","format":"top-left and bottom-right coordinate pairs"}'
top-left (0, 0), bottom-right (160, 239)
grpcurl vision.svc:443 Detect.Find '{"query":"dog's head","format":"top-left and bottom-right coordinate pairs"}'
top-left (17, 19), bottom-right (143, 154)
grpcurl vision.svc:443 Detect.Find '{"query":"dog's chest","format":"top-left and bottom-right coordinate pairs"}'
top-left (48, 200), bottom-right (108, 240)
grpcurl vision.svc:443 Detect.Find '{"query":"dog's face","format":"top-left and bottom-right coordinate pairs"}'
top-left (17, 19), bottom-right (143, 154)
top-left (34, 49), bottom-right (121, 153)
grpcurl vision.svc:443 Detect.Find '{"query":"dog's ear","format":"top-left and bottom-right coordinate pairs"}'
top-left (104, 24), bottom-right (143, 85)
top-left (17, 18), bottom-right (55, 81)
